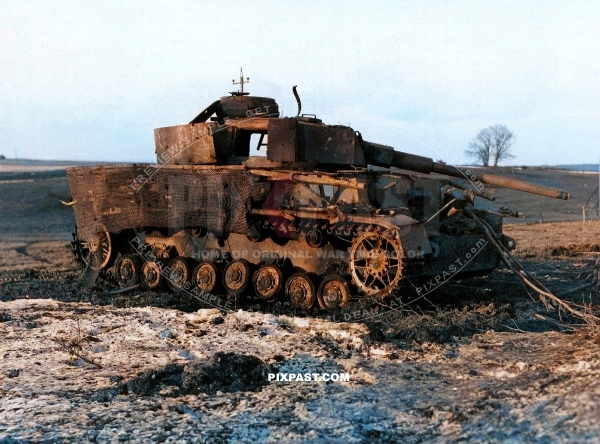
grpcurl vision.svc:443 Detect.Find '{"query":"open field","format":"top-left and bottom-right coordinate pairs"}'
top-left (1, 166), bottom-right (600, 442)
top-left (473, 167), bottom-right (599, 223)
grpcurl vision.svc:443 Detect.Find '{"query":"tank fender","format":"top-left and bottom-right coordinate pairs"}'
top-left (388, 214), bottom-right (433, 259)
top-left (344, 214), bottom-right (432, 259)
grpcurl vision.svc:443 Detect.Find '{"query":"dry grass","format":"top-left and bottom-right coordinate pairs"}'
top-left (505, 220), bottom-right (600, 257)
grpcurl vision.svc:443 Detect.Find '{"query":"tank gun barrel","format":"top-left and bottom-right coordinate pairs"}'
top-left (362, 141), bottom-right (570, 200)
top-left (431, 163), bottom-right (570, 200)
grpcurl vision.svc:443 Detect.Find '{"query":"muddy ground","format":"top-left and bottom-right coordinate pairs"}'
top-left (1, 169), bottom-right (600, 443)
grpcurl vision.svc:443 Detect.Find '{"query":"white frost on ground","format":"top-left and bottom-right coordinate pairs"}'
top-left (1, 300), bottom-right (600, 442)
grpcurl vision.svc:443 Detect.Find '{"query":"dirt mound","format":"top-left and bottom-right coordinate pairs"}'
top-left (93, 353), bottom-right (275, 401)
top-left (183, 352), bottom-right (275, 394)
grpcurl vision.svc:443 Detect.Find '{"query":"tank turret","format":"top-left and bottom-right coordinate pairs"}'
top-left (155, 91), bottom-right (569, 200)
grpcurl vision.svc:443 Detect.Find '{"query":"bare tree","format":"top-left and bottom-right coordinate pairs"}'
top-left (465, 128), bottom-right (493, 166)
top-left (466, 125), bottom-right (515, 166)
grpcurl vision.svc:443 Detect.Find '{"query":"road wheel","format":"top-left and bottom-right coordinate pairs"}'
top-left (317, 275), bottom-right (350, 310)
top-left (285, 272), bottom-right (316, 309)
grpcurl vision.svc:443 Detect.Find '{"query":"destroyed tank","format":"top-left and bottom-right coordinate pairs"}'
top-left (66, 85), bottom-right (570, 311)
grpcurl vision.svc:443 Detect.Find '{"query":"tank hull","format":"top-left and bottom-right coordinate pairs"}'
top-left (67, 162), bottom-right (506, 309)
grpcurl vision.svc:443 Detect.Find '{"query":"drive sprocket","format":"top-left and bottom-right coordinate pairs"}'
top-left (349, 230), bottom-right (403, 297)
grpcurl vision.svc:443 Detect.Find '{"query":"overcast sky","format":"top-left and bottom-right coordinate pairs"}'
top-left (1, 1), bottom-right (599, 166)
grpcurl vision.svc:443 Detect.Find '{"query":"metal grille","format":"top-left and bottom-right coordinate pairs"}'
top-left (66, 165), bottom-right (251, 240)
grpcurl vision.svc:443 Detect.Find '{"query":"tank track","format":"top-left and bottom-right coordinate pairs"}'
top-left (73, 219), bottom-right (408, 315)
top-left (88, 259), bottom-right (407, 322)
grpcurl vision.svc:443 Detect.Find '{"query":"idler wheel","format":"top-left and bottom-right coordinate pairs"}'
top-left (166, 257), bottom-right (191, 291)
top-left (252, 265), bottom-right (283, 301)
top-left (223, 259), bottom-right (251, 296)
top-left (192, 261), bottom-right (219, 293)
top-left (141, 260), bottom-right (164, 290)
top-left (285, 273), bottom-right (316, 310)
top-left (317, 275), bottom-right (350, 310)
top-left (77, 229), bottom-right (113, 270)
top-left (115, 254), bottom-right (141, 287)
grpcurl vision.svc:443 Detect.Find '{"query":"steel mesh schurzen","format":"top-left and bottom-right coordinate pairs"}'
top-left (66, 165), bottom-right (252, 240)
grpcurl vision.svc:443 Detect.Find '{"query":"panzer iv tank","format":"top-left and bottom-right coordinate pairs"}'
top-left (66, 85), bottom-right (570, 311)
